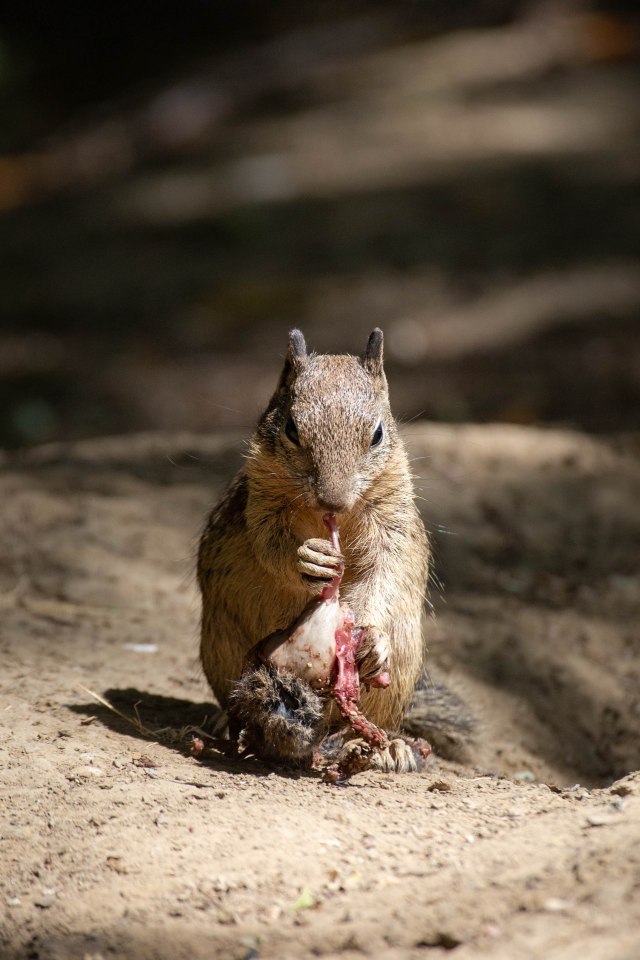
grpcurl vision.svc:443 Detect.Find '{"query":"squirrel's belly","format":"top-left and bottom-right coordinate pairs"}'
top-left (261, 595), bottom-right (342, 690)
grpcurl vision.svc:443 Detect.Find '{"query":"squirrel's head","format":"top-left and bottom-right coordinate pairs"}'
top-left (251, 328), bottom-right (397, 515)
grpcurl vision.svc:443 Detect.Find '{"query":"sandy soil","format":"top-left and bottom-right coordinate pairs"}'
top-left (2, 423), bottom-right (640, 960)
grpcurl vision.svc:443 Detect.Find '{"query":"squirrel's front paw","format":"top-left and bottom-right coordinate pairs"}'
top-left (297, 538), bottom-right (343, 594)
top-left (355, 625), bottom-right (390, 686)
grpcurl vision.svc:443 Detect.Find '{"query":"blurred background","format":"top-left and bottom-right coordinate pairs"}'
top-left (0, 0), bottom-right (638, 449)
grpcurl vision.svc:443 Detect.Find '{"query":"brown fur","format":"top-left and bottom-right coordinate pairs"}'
top-left (229, 665), bottom-right (329, 765)
top-left (198, 329), bottom-right (430, 752)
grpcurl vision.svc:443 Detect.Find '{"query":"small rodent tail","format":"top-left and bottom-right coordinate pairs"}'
top-left (401, 673), bottom-right (476, 762)
top-left (229, 664), bottom-right (329, 765)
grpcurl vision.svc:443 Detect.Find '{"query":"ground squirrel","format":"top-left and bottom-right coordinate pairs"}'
top-left (198, 329), bottom-right (463, 771)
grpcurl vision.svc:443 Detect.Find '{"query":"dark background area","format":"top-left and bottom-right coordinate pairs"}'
top-left (1, 0), bottom-right (639, 448)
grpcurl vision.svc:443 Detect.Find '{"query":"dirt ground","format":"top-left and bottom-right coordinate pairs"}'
top-left (2, 422), bottom-right (640, 960)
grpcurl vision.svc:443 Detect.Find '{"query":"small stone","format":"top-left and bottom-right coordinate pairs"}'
top-left (261, 905), bottom-right (282, 924)
top-left (214, 908), bottom-right (236, 925)
top-left (6, 896), bottom-right (21, 907)
top-left (585, 812), bottom-right (619, 828)
top-left (69, 766), bottom-right (104, 779)
top-left (569, 785), bottom-right (591, 799)
top-left (513, 770), bottom-right (536, 783)
top-left (543, 897), bottom-right (570, 913)
top-left (34, 895), bottom-right (55, 909)
top-left (211, 876), bottom-right (232, 892)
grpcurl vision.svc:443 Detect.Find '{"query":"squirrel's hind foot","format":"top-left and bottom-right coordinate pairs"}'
top-left (369, 735), bottom-right (431, 773)
top-left (321, 732), bottom-right (431, 781)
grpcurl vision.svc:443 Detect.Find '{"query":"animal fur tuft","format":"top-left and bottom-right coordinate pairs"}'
top-left (229, 664), bottom-right (329, 765)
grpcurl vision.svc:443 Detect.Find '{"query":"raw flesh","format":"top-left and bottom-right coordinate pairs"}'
top-left (253, 514), bottom-right (389, 751)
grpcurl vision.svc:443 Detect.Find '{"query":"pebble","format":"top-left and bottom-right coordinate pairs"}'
top-left (543, 897), bottom-right (570, 913)
top-left (34, 895), bottom-right (55, 909)
top-left (69, 766), bottom-right (104, 779)
top-left (260, 905), bottom-right (282, 924)
top-left (513, 770), bottom-right (536, 783)
top-left (585, 812), bottom-right (620, 828)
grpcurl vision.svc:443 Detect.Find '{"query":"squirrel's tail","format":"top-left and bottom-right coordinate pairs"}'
top-left (402, 673), bottom-right (475, 762)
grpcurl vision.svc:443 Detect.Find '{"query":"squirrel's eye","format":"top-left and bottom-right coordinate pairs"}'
top-left (284, 416), bottom-right (300, 446)
top-left (370, 422), bottom-right (383, 448)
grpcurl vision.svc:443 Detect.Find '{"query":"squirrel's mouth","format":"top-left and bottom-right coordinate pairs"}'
top-left (315, 498), bottom-right (351, 514)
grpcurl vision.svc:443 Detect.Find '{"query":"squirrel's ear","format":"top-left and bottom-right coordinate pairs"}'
top-left (362, 328), bottom-right (384, 378)
top-left (277, 328), bottom-right (307, 389)
top-left (288, 328), bottom-right (307, 362)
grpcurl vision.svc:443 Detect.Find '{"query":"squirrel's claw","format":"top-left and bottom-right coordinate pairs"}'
top-left (355, 625), bottom-right (390, 685)
top-left (370, 736), bottom-right (430, 773)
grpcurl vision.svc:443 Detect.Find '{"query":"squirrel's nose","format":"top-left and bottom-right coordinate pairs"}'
top-left (316, 493), bottom-right (355, 514)
top-left (315, 477), bottom-right (357, 514)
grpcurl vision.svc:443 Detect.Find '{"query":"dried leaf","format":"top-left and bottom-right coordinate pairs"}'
top-left (290, 887), bottom-right (315, 910)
